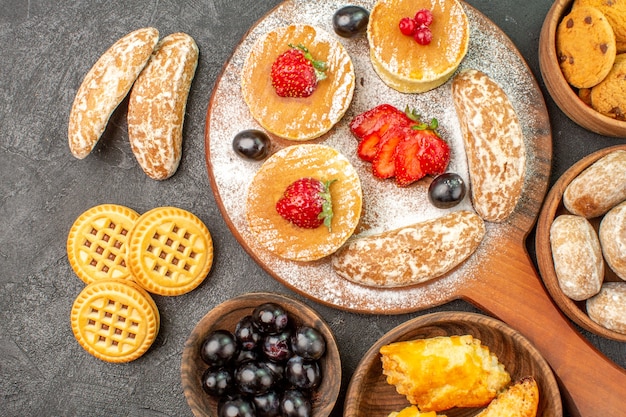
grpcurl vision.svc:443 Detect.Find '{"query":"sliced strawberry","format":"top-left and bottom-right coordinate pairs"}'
top-left (356, 134), bottom-right (382, 162)
top-left (351, 103), bottom-right (449, 185)
top-left (351, 104), bottom-right (410, 162)
top-left (394, 133), bottom-right (426, 186)
top-left (349, 104), bottom-right (407, 139)
top-left (372, 126), bottom-right (405, 179)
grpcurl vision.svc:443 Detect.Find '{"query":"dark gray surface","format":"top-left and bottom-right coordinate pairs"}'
top-left (1, 1), bottom-right (624, 416)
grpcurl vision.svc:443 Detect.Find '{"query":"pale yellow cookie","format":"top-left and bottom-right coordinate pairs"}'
top-left (590, 53), bottom-right (626, 120)
top-left (70, 279), bottom-right (160, 363)
top-left (127, 207), bottom-right (213, 295)
top-left (67, 204), bottom-right (139, 284)
top-left (556, 5), bottom-right (616, 88)
top-left (576, 0), bottom-right (626, 52)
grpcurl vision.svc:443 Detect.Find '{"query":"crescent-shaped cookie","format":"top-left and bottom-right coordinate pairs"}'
top-left (68, 27), bottom-right (159, 159)
top-left (331, 210), bottom-right (485, 287)
top-left (128, 32), bottom-right (199, 180)
top-left (451, 69), bottom-right (526, 222)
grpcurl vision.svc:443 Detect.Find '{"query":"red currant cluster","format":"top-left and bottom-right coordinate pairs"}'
top-left (399, 9), bottom-right (434, 45)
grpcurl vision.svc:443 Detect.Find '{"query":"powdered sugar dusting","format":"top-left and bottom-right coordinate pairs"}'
top-left (206, 0), bottom-right (550, 313)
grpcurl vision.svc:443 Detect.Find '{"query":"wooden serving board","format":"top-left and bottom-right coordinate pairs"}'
top-left (204, 0), bottom-right (626, 415)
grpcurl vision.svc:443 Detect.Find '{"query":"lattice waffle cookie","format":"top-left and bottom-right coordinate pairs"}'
top-left (67, 204), bottom-right (140, 284)
top-left (70, 279), bottom-right (160, 363)
top-left (127, 206), bottom-right (213, 295)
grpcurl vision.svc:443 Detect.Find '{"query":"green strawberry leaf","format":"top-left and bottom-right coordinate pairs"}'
top-left (289, 43), bottom-right (328, 81)
top-left (318, 179), bottom-right (337, 231)
top-left (404, 105), bottom-right (440, 137)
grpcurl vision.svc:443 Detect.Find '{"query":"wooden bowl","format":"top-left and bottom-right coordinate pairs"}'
top-left (344, 312), bottom-right (562, 417)
top-left (538, 0), bottom-right (626, 137)
top-left (535, 145), bottom-right (626, 342)
top-left (181, 292), bottom-right (341, 417)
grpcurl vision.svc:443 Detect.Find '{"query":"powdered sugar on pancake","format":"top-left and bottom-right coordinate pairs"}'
top-left (206, 0), bottom-right (548, 313)
top-left (241, 24), bottom-right (355, 140)
top-left (245, 144), bottom-right (362, 262)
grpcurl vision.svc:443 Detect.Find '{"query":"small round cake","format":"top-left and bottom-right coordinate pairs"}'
top-left (556, 5), bottom-right (616, 89)
top-left (246, 144), bottom-right (362, 262)
top-left (241, 24), bottom-right (355, 141)
top-left (367, 0), bottom-right (469, 93)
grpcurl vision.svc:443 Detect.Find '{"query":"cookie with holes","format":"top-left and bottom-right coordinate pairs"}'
top-left (67, 204), bottom-right (140, 284)
top-left (126, 206), bottom-right (213, 295)
top-left (70, 278), bottom-right (160, 363)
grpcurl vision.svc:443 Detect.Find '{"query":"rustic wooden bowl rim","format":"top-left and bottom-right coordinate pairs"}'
top-left (535, 145), bottom-right (626, 342)
top-left (538, 0), bottom-right (626, 137)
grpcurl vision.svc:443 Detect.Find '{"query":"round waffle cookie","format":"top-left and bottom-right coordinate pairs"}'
top-left (127, 207), bottom-right (213, 295)
top-left (67, 204), bottom-right (140, 284)
top-left (70, 279), bottom-right (160, 363)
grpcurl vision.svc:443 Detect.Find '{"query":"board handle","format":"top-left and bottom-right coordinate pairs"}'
top-left (462, 245), bottom-right (626, 417)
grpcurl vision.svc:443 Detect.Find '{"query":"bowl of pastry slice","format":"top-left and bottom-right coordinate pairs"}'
top-left (344, 311), bottom-right (561, 417)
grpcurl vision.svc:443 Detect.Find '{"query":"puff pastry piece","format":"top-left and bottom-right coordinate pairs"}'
top-left (380, 335), bottom-right (511, 412)
top-left (388, 405), bottom-right (446, 417)
top-left (68, 27), bottom-right (159, 159)
top-left (475, 376), bottom-right (539, 417)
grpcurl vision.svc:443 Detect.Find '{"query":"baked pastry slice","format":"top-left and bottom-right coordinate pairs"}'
top-left (332, 210), bottom-right (485, 287)
top-left (128, 32), bottom-right (199, 180)
top-left (380, 335), bottom-right (511, 412)
top-left (475, 376), bottom-right (539, 417)
top-left (451, 69), bottom-right (526, 222)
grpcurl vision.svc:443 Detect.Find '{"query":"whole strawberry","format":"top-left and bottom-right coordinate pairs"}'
top-left (276, 178), bottom-right (336, 230)
top-left (271, 44), bottom-right (327, 98)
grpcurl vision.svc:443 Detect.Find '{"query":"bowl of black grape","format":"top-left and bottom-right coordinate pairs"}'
top-left (181, 292), bottom-right (341, 417)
